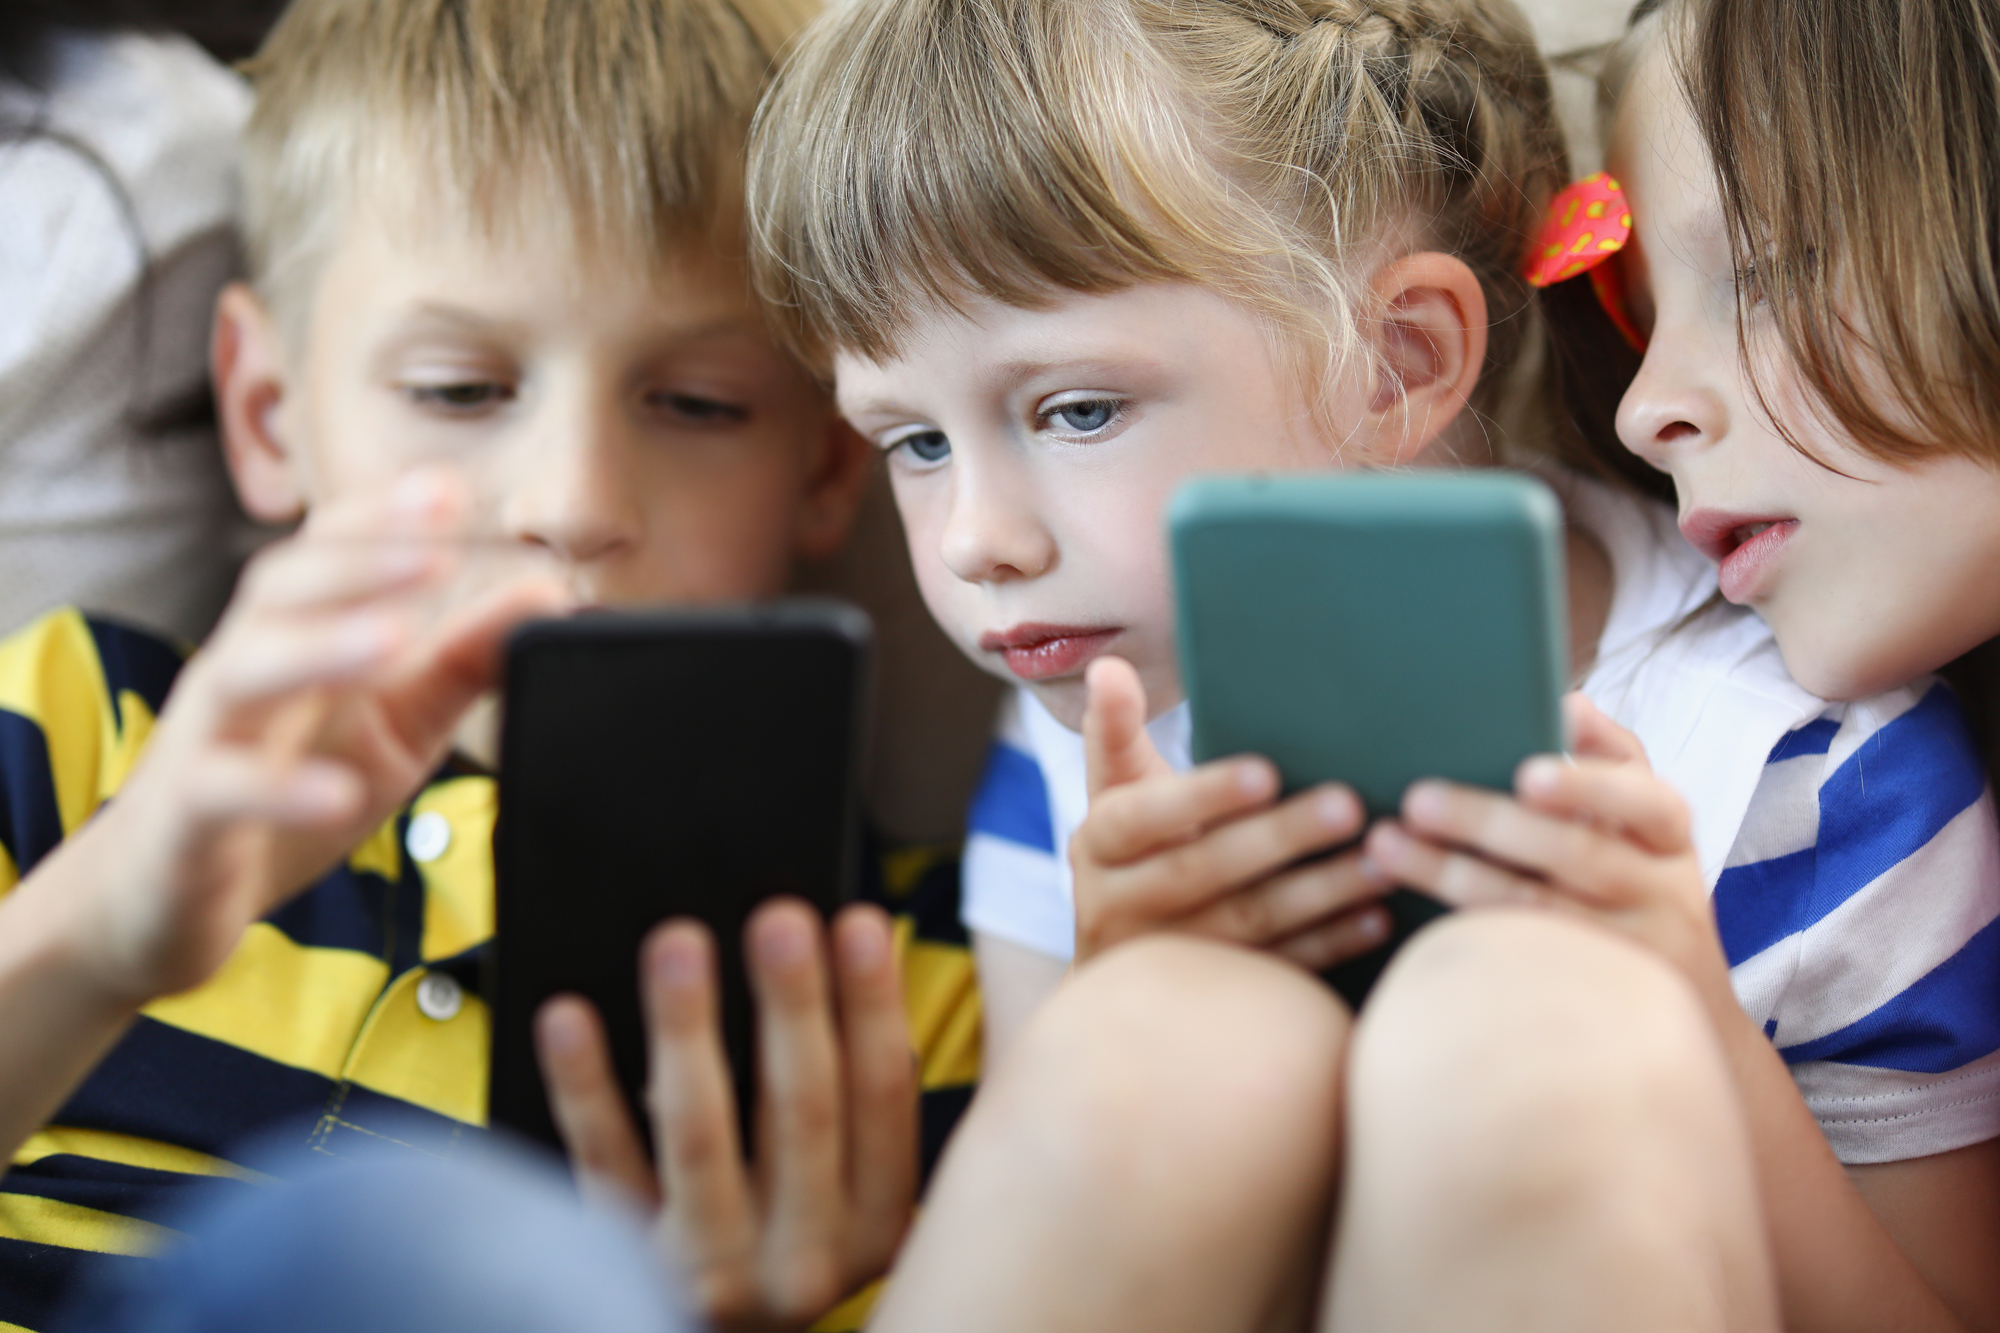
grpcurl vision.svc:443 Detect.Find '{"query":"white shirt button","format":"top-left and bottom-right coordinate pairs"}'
top-left (416, 971), bottom-right (463, 1022)
top-left (406, 810), bottom-right (452, 863)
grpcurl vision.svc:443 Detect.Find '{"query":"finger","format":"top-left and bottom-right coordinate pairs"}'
top-left (745, 899), bottom-right (847, 1306)
top-left (536, 995), bottom-right (663, 1211)
top-left (1181, 844), bottom-right (1382, 947)
top-left (1077, 756), bottom-right (1281, 865)
top-left (1563, 692), bottom-right (1649, 765)
top-left (643, 922), bottom-right (759, 1279)
top-left (375, 574), bottom-right (574, 751)
top-left (229, 533), bottom-right (458, 620)
top-left (204, 610), bottom-right (417, 709)
top-left (1083, 656), bottom-right (1173, 797)
top-left (179, 749), bottom-right (364, 830)
top-left (1105, 783), bottom-right (1363, 924)
top-left (1515, 755), bottom-right (1693, 857)
top-left (830, 904), bottom-right (916, 1276)
top-left (1270, 902), bottom-right (1394, 971)
top-left (1363, 820), bottom-right (1559, 911)
top-left (295, 465), bottom-right (471, 544)
top-left (1399, 780), bottom-right (1647, 905)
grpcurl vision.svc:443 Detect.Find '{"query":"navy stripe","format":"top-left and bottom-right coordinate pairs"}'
top-left (1780, 913), bottom-right (2000, 1072)
top-left (56, 1017), bottom-right (340, 1159)
top-left (311, 1085), bottom-right (483, 1157)
top-left (1768, 716), bottom-right (1840, 762)
top-left (0, 708), bottom-right (64, 876)
top-left (1714, 684), bottom-right (1984, 966)
top-left (966, 743), bottom-right (1055, 852)
top-left (2, 1154), bottom-right (254, 1227)
top-left (84, 616), bottom-right (184, 731)
top-left (1714, 847), bottom-right (1817, 966)
top-left (0, 1236), bottom-right (149, 1332)
top-left (919, 1083), bottom-right (973, 1190)
top-left (858, 831), bottom-right (969, 948)
top-left (261, 863), bottom-right (398, 957)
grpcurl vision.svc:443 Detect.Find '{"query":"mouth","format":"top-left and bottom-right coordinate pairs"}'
top-left (1679, 509), bottom-right (1799, 602)
top-left (976, 623), bottom-right (1122, 682)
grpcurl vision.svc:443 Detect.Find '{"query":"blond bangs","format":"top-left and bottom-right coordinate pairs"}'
top-left (241, 0), bottom-right (817, 319)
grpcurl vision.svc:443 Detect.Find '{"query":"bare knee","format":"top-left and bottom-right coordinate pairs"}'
top-left (982, 937), bottom-right (1351, 1195)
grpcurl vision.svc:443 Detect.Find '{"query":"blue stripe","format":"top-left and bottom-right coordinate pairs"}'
top-left (1714, 847), bottom-right (1816, 967)
top-left (1779, 913), bottom-right (2000, 1072)
top-left (86, 614), bottom-right (185, 732)
top-left (1768, 715), bottom-right (1840, 762)
top-left (1714, 684), bottom-right (1983, 966)
top-left (966, 743), bottom-right (1055, 852)
top-left (0, 708), bottom-right (64, 876)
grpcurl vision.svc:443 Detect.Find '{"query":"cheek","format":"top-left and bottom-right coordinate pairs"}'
top-left (624, 443), bottom-right (806, 602)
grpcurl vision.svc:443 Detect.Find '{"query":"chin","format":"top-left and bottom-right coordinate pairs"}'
top-left (1778, 634), bottom-right (1917, 705)
top-left (1025, 679), bottom-right (1089, 732)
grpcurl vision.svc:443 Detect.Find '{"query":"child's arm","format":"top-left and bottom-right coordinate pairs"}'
top-left (1363, 693), bottom-right (2000, 1333)
top-left (1071, 657), bottom-right (1389, 968)
top-left (536, 898), bottom-right (915, 1333)
top-left (0, 470), bottom-right (565, 1161)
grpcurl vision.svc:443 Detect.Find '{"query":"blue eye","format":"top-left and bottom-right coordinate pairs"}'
top-left (1048, 396), bottom-right (1128, 434)
top-left (897, 430), bottom-right (951, 463)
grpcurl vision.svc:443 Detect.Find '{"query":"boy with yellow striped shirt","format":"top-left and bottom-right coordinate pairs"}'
top-left (0, 3), bottom-right (976, 1329)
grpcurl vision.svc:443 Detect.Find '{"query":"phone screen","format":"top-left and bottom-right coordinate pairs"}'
top-left (487, 602), bottom-right (871, 1153)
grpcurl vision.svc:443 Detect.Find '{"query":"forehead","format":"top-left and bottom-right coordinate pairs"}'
top-left (1608, 41), bottom-right (1727, 251)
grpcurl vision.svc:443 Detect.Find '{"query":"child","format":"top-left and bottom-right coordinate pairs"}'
top-left (0, 2), bottom-right (975, 1329)
top-left (745, 0), bottom-right (1915, 1071)
top-left (1355, 0), bottom-right (2000, 1324)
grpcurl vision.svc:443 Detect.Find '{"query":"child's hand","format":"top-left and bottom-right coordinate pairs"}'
top-left (52, 469), bottom-right (568, 1005)
top-left (1360, 694), bottom-right (1733, 997)
top-left (1070, 657), bottom-right (1390, 970)
top-left (536, 899), bottom-right (915, 1333)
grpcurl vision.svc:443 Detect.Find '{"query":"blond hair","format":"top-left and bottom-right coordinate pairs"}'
top-left (240, 0), bottom-right (817, 323)
top-left (747, 0), bottom-right (1566, 430)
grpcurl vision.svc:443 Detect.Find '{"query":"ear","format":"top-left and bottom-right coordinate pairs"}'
top-left (792, 413), bottom-right (875, 561)
top-left (1362, 252), bottom-right (1489, 466)
top-left (212, 283), bottom-right (309, 524)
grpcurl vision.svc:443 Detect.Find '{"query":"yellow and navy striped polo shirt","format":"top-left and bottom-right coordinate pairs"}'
top-left (0, 608), bottom-right (979, 1333)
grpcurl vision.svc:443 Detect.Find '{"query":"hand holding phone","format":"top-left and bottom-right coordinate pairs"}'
top-left (1170, 471), bottom-right (1568, 1004)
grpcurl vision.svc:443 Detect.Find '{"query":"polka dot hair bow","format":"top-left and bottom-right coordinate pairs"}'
top-left (1524, 171), bottom-right (1645, 351)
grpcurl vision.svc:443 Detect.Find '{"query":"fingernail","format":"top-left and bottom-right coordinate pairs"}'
top-left (653, 931), bottom-right (706, 989)
top-left (840, 921), bottom-right (887, 972)
top-left (756, 917), bottom-right (812, 968)
top-left (1237, 760), bottom-right (1274, 797)
top-left (338, 614), bottom-right (395, 662)
top-left (391, 469), bottom-right (451, 516)
top-left (1357, 853), bottom-right (1392, 886)
top-left (1519, 756), bottom-right (1563, 797)
top-left (537, 1003), bottom-right (584, 1055)
top-left (1355, 909), bottom-right (1389, 942)
top-left (1405, 782), bottom-right (1446, 822)
top-left (1315, 787), bottom-right (1358, 829)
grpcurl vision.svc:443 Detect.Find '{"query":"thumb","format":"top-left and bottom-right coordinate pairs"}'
top-left (1564, 692), bottom-right (1650, 766)
top-left (1083, 656), bottom-right (1171, 797)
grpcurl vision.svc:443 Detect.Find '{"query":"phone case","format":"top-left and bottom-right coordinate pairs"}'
top-left (1170, 472), bottom-right (1568, 1004)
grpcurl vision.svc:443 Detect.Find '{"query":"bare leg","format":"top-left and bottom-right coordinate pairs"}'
top-left (870, 936), bottom-right (1348, 1333)
top-left (1324, 909), bottom-right (1778, 1333)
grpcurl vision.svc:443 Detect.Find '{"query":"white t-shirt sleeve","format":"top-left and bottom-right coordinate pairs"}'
top-left (960, 691), bottom-right (1075, 959)
top-left (1720, 682), bottom-right (2000, 1163)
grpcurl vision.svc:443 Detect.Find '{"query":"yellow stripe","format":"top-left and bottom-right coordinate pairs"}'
top-left (144, 923), bottom-right (390, 1079)
top-left (344, 971), bottom-right (491, 1125)
top-left (14, 1127), bottom-right (270, 1183)
top-left (0, 1191), bottom-right (174, 1257)
top-left (348, 815), bottom-right (402, 882)
top-left (415, 777), bottom-right (496, 961)
top-left (810, 1278), bottom-right (881, 1333)
top-left (1, 1319), bottom-right (39, 1332)
top-left (99, 688), bottom-right (159, 800)
top-left (0, 610), bottom-right (117, 839)
top-left (897, 927), bottom-right (981, 1090)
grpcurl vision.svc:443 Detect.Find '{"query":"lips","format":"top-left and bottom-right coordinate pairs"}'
top-left (1679, 508), bottom-right (1799, 603)
top-left (976, 623), bottom-right (1122, 681)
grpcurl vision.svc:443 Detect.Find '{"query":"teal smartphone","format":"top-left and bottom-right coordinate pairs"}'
top-left (1170, 471), bottom-right (1568, 1004)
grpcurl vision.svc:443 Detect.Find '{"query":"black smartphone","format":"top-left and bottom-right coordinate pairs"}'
top-left (487, 601), bottom-right (872, 1155)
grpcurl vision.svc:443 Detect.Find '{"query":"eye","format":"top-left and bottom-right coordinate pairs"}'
top-left (884, 427), bottom-right (951, 464)
top-left (656, 392), bottom-right (750, 425)
top-left (407, 380), bottom-right (512, 412)
top-left (1038, 396), bottom-right (1124, 437)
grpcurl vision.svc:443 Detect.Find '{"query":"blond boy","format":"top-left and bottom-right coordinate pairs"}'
top-left (0, 3), bottom-right (972, 1329)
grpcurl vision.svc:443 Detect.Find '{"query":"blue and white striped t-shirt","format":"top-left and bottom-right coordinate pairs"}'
top-left (1717, 679), bottom-right (2000, 1163)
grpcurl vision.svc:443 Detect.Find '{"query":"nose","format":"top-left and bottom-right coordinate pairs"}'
top-left (503, 385), bottom-right (643, 568)
top-left (1615, 326), bottom-right (1730, 470)
top-left (936, 444), bottom-right (1058, 585)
